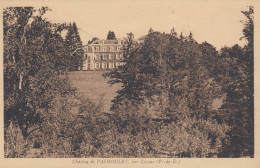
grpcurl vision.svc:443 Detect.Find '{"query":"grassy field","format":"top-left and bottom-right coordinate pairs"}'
top-left (68, 71), bottom-right (122, 113)
top-left (68, 71), bottom-right (222, 114)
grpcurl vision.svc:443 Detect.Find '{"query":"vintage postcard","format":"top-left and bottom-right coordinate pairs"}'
top-left (0, 0), bottom-right (259, 167)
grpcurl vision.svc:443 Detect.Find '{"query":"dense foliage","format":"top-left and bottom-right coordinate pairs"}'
top-left (4, 7), bottom-right (73, 138)
top-left (107, 30), bottom-right (117, 40)
top-left (217, 6), bottom-right (254, 157)
top-left (65, 22), bottom-right (84, 71)
top-left (4, 6), bottom-right (254, 158)
top-left (105, 6), bottom-right (254, 157)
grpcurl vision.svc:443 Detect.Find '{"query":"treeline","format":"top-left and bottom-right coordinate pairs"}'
top-left (104, 6), bottom-right (254, 157)
top-left (4, 6), bottom-right (253, 158)
top-left (3, 7), bottom-right (88, 157)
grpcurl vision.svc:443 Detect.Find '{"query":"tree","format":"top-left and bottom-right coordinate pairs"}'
top-left (217, 6), bottom-right (254, 157)
top-left (241, 6), bottom-right (254, 50)
top-left (65, 22), bottom-right (83, 71)
top-left (104, 30), bottom-right (229, 157)
top-left (107, 30), bottom-right (116, 40)
top-left (4, 7), bottom-right (74, 138)
top-left (179, 32), bottom-right (183, 40)
top-left (170, 27), bottom-right (177, 37)
top-left (188, 31), bottom-right (194, 42)
top-left (148, 28), bottom-right (154, 34)
top-left (105, 30), bottom-right (221, 120)
top-left (88, 37), bottom-right (99, 44)
top-left (103, 32), bottom-right (143, 109)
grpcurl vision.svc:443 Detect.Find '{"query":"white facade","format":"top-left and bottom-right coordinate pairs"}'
top-left (82, 39), bottom-right (124, 71)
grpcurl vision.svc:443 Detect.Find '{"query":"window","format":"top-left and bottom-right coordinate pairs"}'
top-left (102, 62), bottom-right (107, 69)
top-left (117, 47), bottom-right (120, 51)
top-left (116, 62), bottom-right (120, 67)
top-left (103, 54), bottom-right (107, 60)
top-left (95, 46), bottom-right (100, 51)
top-left (109, 54), bottom-right (113, 59)
top-left (109, 62), bottom-right (114, 69)
top-left (109, 46), bottom-right (114, 51)
top-left (116, 54), bottom-right (120, 59)
top-left (95, 54), bottom-right (100, 60)
top-left (95, 63), bottom-right (100, 69)
top-left (103, 47), bottom-right (106, 51)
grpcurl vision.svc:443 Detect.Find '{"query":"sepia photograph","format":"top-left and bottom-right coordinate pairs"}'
top-left (1, 0), bottom-right (258, 166)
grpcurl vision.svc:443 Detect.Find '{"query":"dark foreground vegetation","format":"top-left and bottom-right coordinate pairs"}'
top-left (4, 6), bottom-right (253, 158)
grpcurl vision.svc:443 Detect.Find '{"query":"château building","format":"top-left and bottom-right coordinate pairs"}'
top-left (82, 39), bottom-right (124, 71)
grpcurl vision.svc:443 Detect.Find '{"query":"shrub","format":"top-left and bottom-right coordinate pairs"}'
top-left (4, 122), bottom-right (32, 158)
top-left (94, 100), bottom-right (230, 158)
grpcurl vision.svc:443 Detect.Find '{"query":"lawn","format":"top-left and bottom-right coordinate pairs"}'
top-left (68, 71), bottom-right (122, 113)
top-left (68, 71), bottom-right (222, 114)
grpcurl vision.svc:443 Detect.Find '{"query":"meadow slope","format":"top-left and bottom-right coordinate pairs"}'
top-left (68, 71), bottom-right (122, 113)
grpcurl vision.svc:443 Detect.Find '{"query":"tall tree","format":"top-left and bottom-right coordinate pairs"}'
top-left (218, 6), bottom-right (254, 157)
top-left (65, 22), bottom-right (83, 71)
top-left (105, 30), bottom-right (220, 120)
top-left (107, 30), bottom-right (116, 40)
top-left (4, 7), bottom-right (74, 138)
top-left (104, 30), bottom-right (229, 157)
top-left (170, 27), bottom-right (177, 37)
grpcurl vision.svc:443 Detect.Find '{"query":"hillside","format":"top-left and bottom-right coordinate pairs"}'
top-left (68, 71), bottom-right (122, 113)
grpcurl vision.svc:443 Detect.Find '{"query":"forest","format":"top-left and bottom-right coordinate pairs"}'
top-left (4, 6), bottom-right (254, 158)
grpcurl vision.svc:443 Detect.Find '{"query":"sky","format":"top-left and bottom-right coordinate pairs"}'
top-left (4, 0), bottom-right (253, 50)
